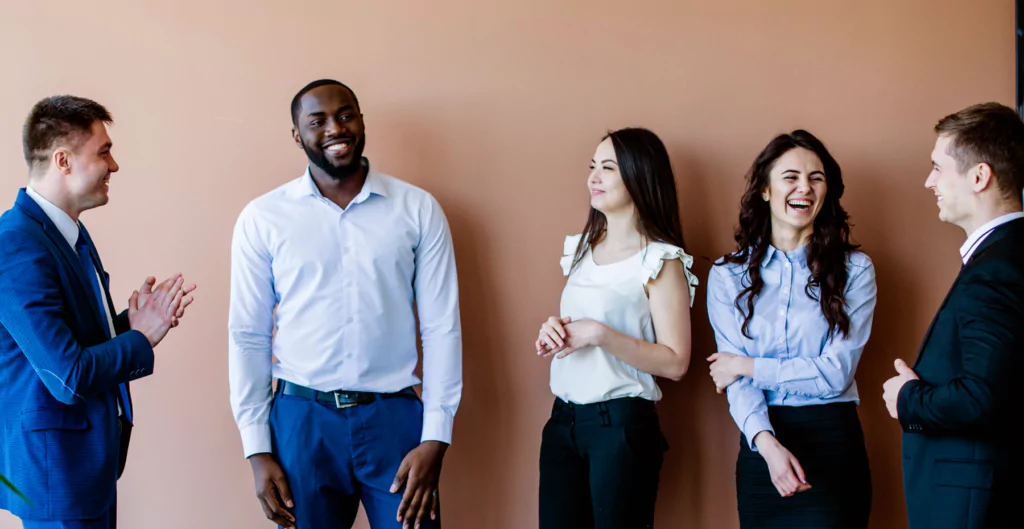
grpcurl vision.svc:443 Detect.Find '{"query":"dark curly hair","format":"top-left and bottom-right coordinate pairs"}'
top-left (719, 130), bottom-right (858, 340)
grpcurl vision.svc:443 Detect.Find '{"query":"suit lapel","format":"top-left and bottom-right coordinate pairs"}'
top-left (913, 218), bottom-right (1024, 368)
top-left (13, 190), bottom-right (109, 333)
top-left (914, 272), bottom-right (964, 368)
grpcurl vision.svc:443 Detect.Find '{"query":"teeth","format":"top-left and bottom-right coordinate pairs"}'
top-left (325, 143), bottom-right (349, 152)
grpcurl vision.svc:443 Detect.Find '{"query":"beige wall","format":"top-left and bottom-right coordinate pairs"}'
top-left (0, 1), bottom-right (1014, 527)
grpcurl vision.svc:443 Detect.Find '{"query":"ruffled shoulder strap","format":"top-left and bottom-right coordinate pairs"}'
top-left (641, 242), bottom-right (699, 307)
top-left (559, 234), bottom-right (584, 276)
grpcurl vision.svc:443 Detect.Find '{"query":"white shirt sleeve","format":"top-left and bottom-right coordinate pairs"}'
top-left (228, 205), bottom-right (277, 457)
top-left (413, 195), bottom-right (463, 444)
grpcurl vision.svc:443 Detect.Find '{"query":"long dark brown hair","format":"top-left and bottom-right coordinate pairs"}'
top-left (569, 128), bottom-right (686, 272)
top-left (720, 130), bottom-right (858, 340)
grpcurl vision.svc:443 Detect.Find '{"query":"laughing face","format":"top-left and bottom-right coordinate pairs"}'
top-left (764, 147), bottom-right (827, 242)
top-left (64, 120), bottom-right (119, 212)
top-left (292, 84), bottom-right (366, 180)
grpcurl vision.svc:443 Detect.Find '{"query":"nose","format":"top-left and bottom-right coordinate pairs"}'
top-left (924, 171), bottom-right (937, 189)
top-left (588, 168), bottom-right (601, 186)
top-left (108, 155), bottom-right (119, 173)
top-left (323, 118), bottom-right (341, 138)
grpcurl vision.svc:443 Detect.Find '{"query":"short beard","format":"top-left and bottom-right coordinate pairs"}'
top-left (302, 136), bottom-right (366, 180)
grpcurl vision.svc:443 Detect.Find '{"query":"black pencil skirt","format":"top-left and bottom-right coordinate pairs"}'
top-left (736, 402), bottom-right (872, 529)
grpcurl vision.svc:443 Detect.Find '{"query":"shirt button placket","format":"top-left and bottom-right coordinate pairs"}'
top-left (779, 260), bottom-right (791, 350)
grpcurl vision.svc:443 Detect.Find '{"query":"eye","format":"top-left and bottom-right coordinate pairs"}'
top-left (602, 166), bottom-right (615, 171)
top-left (310, 120), bottom-right (324, 127)
top-left (340, 114), bottom-right (352, 122)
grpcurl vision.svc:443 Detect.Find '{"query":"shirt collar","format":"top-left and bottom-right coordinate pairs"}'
top-left (290, 159), bottom-right (388, 204)
top-left (760, 243), bottom-right (809, 269)
top-left (959, 211), bottom-right (1024, 264)
top-left (26, 185), bottom-right (80, 248)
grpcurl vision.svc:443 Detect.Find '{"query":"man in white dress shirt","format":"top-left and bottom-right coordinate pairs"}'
top-left (229, 79), bottom-right (463, 529)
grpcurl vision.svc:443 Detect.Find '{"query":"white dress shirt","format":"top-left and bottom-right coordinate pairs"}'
top-left (959, 211), bottom-right (1024, 264)
top-left (229, 166), bottom-right (463, 457)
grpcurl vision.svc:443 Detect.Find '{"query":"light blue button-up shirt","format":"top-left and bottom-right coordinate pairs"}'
top-left (229, 166), bottom-right (463, 457)
top-left (707, 245), bottom-right (876, 449)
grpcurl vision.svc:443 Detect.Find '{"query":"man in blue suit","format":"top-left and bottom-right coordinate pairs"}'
top-left (0, 95), bottom-right (196, 528)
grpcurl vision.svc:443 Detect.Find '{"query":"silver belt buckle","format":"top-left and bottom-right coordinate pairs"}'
top-left (333, 391), bottom-right (357, 409)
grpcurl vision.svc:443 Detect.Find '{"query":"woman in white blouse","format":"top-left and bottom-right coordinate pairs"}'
top-left (534, 127), bottom-right (697, 529)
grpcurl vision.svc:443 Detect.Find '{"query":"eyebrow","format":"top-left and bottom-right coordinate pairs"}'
top-left (592, 159), bottom-right (619, 165)
top-left (782, 169), bottom-right (824, 177)
top-left (306, 105), bottom-right (355, 119)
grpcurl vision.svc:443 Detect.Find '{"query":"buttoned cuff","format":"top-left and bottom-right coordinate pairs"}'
top-left (897, 379), bottom-right (925, 433)
top-left (240, 423), bottom-right (273, 458)
top-left (421, 410), bottom-right (454, 445)
top-left (742, 412), bottom-right (774, 451)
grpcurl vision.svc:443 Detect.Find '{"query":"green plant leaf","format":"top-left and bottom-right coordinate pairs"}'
top-left (0, 472), bottom-right (31, 505)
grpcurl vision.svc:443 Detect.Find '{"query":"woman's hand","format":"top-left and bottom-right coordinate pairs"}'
top-left (706, 352), bottom-right (753, 393)
top-left (535, 317), bottom-right (607, 358)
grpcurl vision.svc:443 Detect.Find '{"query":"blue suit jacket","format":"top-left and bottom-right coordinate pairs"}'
top-left (0, 189), bottom-right (154, 521)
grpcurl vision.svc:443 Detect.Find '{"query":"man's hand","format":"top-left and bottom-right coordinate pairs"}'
top-left (136, 275), bottom-right (197, 328)
top-left (883, 359), bottom-right (919, 419)
top-left (707, 352), bottom-right (753, 394)
top-left (249, 453), bottom-right (295, 528)
top-left (391, 441), bottom-right (448, 529)
top-left (127, 275), bottom-right (183, 347)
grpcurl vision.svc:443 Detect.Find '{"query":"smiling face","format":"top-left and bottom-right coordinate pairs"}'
top-left (925, 134), bottom-right (980, 230)
top-left (587, 137), bottom-right (633, 215)
top-left (292, 84), bottom-right (366, 180)
top-left (58, 120), bottom-right (119, 212)
top-left (764, 147), bottom-right (827, 243)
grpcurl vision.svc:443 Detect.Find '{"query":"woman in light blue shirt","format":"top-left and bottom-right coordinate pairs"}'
top-left (706, 130), bottom-right (876, 528)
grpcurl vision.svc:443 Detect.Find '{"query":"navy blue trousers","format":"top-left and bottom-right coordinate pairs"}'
top-left (270, 387), bottom-right (440, 529)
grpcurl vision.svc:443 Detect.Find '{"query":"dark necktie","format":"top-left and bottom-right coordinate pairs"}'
top-left (75, 235), bottom-right (133, 424)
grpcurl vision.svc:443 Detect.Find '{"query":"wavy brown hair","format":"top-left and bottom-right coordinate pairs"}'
top-left (569, 128), bottom-right (686, 272)
top-left (719, 130), bottom-right (858, 340)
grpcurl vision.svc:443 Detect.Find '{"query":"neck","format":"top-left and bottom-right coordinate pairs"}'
top-left (309, 162), bottom-right (368, 210)
top-left (770, 221), bottom-right (812, 252)
top-left (28, 174), bottom-right (81, 222)
top-left (600, 208), bottom-right (642, 249)
top-left (959, 199), bottom-right (1022, 237)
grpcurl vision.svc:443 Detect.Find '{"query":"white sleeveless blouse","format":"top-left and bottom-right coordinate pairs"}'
top-left (550, 234), bottom-right (698, 404)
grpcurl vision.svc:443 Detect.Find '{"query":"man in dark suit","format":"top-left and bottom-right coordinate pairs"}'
top-left (883, 102), bottom-right (1024, 529)
top-left (0, 95), bottom-right (196, 528)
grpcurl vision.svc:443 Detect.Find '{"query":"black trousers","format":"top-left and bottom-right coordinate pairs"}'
top-left (737, 402), bottom-right (872, 529)
top-left (539, 397), bottom-right (668, 529)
